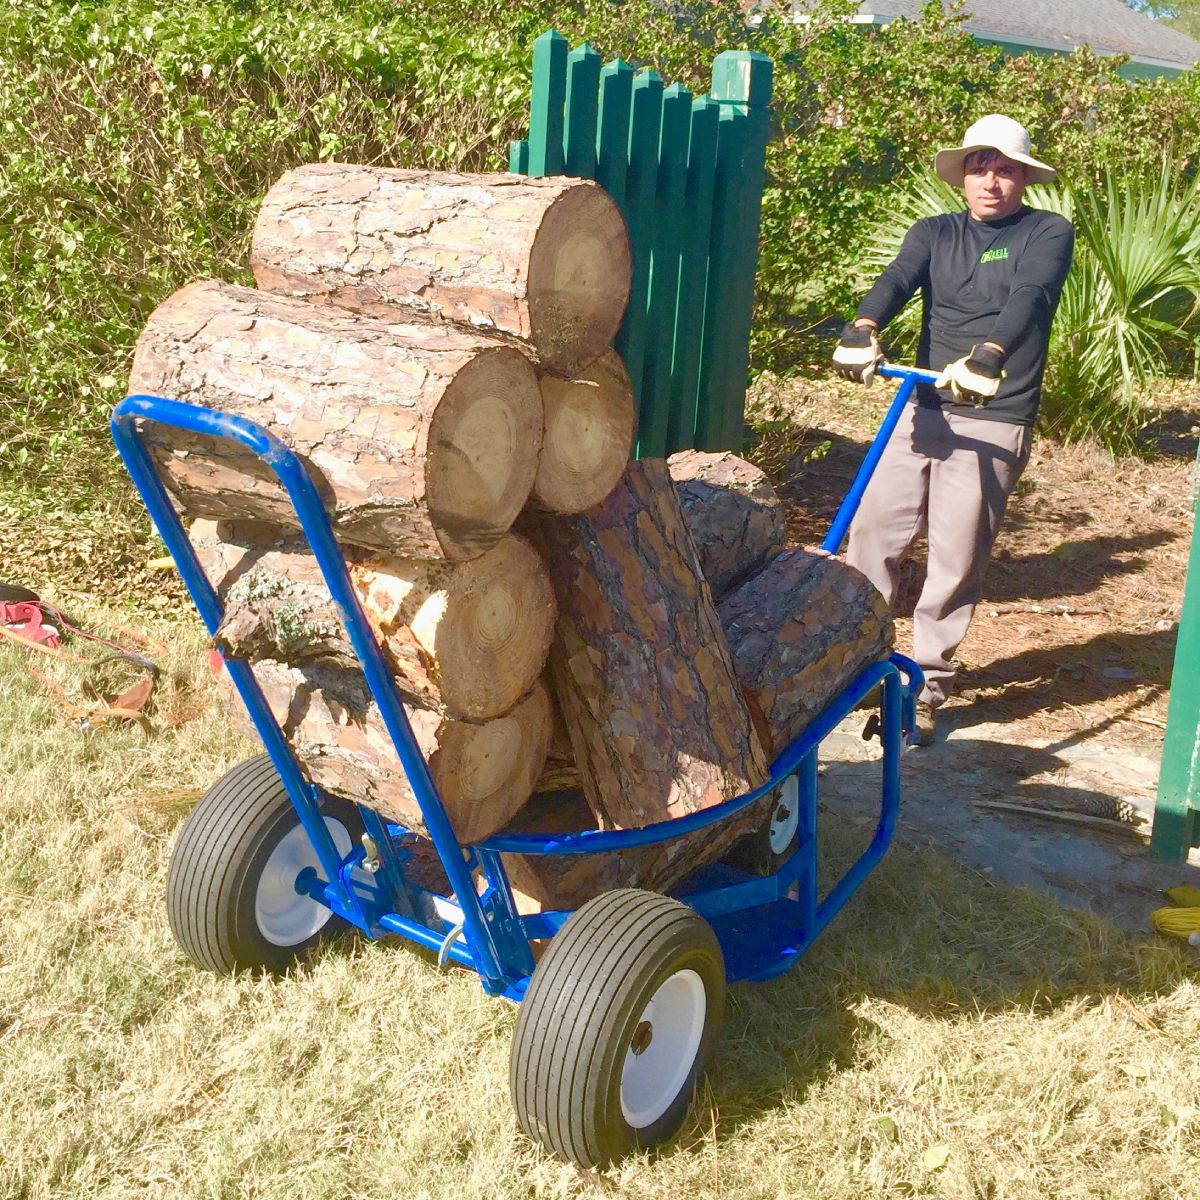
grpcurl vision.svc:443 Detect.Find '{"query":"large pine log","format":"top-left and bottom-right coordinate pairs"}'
top-left (718, 549), bottom-right (895, 758)
top-left (668, 450), bottom-right (787, 599)
top-left (219, 660), bottom-right (552, 844)
top-left (521, 459), bottom-right (771, 875)
top-left (192, 520), bottom-right (556, 721)
top-left (251, 165), bottom-right (631, 375)
top-left (129, 280), bottom-right (543, 560)
top-left (532, 350), bottom-right (636, 514)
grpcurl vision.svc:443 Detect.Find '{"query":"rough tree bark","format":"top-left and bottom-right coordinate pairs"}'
top-left (531, 350), bottom-right (636, 514)
top-left (192, 519), bottom-right (556, 721)
top-left (219, 660), bottom-right (552, 844)
top-left (251, 164), bottom-right (631, 375)
top-left (718, 549), bottom-right (895, 758)
top-left (667, 449), bottom-right (787, 599)
top-left (129, 280), bottom-right (543, 560)
top-left (521, 458), bottom-right (771, 885)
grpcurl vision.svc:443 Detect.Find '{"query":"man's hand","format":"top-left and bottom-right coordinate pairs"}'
top-left (935, 344), bottom-right (1006, 405)
top-left (832, 321), bottom-right (884, 385)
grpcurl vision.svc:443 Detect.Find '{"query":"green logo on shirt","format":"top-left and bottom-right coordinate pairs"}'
top-left (980, 247), bottom-right (1009, 264)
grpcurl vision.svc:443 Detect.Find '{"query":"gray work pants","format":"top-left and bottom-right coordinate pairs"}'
top-left (846, 403), bottom-right (1032, 708)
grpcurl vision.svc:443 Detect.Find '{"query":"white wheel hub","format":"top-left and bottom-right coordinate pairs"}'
top-left (769, 775), bottom-right (800, 854)
top-left (620, 968), bottom-right (707, 1129)
top-left (254, 817), bottom-right (353, 947)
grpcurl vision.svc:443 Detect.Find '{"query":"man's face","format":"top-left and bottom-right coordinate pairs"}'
top-left (963, 152), bottom-right (1028, 221)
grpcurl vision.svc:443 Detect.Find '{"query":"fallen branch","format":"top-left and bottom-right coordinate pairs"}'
top-left (973, 799), bottom-right (1148, 839)
top-left (985, 603), bottom-right (1107, 617)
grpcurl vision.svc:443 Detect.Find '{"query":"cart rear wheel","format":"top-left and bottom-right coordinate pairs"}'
top-left (722, 775), bottom-right (800, 875)
top-left (510, 888), bottom-right (724, 1167)
top-left (167, 754), bottom-right (361, 975)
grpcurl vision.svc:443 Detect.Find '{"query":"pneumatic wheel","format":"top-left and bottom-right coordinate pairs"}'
top-left (167, 754), bottom-right (363, 975)
top-left (510, 888), bottom-right (725, 1168)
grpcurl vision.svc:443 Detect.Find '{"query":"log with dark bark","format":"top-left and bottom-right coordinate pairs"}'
top-left (668, 449), bottom-right (787, 600)
top-left (251, 164), bottom-right (631, 375)
top-left (192, 519), bottom-right (556, 721)
top-left (130, 280), bottom-right (543, 560)
top-left (218, 659), bottom-right (552, 844)
top-left (718, 549), bottom-right (895, 758)
top-left (531, 350), bottom-right (636, 514)
top-left (521, 458), bottom-right (771, 879)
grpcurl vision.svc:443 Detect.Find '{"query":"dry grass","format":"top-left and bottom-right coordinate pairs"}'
top-left (1, 600), bottom-right (1198, 1198)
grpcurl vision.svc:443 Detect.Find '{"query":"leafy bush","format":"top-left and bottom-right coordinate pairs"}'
top-left (860, 164), bottom-right (1200, 451)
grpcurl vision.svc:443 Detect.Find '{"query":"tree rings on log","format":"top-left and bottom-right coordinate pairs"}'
top-left (251, 165), bottom-right (631, 375)
top-left (719, 550), bottom-right (895, 758)
top-left (218, 660), bottom-right (552, 845)
top-left (129, 280), bottom-right (542, 561)
top-left (668, 449), bottom-right (787, 600)
top-left (531, 350), bottom-right (636, 514)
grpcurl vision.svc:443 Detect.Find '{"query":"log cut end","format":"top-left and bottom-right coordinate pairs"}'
top-left (527, 182), bottom-right (631, 374)
top-left (532, 350), bottom-right (636, 514)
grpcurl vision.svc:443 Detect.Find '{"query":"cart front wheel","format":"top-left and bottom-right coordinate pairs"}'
top-left (510, 888), bottom-right (724, 1168)
top-left (167, 754), bottom-right (361, 975)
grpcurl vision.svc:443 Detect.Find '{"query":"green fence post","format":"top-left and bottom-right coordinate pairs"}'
top-left (527, 30), bottom-right (567, 176)
top-left (1151, 493), bottom-right (1200, 862)
top-left (508, 140), bottom-right (530, 173)
top-left (694, 51), bottom-right (772, 452)
top-left (614, 69), bottom-right (663, 435)
top-left (665, 95), bottom-right (720, 455)
top-left (636, 81), bottom-right (691, 460)
top-left (595, 58), bottom-right (634, 214)
top-left (563, 44), bottom-right (601, 177)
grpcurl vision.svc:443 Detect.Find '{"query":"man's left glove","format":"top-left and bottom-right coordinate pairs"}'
top-left (832, 322), bottom-right (884, 385)
top-left (935, 344), bottom-right (1006, 406)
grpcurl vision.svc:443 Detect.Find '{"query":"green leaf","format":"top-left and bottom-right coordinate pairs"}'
top-left (876, 1116), bottom-right (899, 1142)
top-left (923, 1144), bottom-right (951, 1171)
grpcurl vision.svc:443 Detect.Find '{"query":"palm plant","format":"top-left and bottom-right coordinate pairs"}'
top-left (859, 162), bottom-right (1200, 452)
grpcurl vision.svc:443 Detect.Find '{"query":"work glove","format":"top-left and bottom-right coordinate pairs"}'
top-left (832, 322), bottom-right (884, 385)
top-left (935, 344), bottom-right (1005, 406)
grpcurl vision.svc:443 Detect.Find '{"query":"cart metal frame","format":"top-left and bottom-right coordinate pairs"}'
top-left (111, 364), bottom-right (934, 1002)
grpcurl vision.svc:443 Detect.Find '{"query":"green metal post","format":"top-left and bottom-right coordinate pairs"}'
top-left (636, 81), bottom-right (691, 460)
top-left (694, 51), bottom-right (772, 452)
top-left (1151, 492), bottom-right (1200, 862)
top-left (563, 44), bottom-right (601, 177)
top-left (527, 30), bottom-right (567, 176)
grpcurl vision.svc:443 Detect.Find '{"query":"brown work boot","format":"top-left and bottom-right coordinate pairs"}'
top-left (913, 702), bottom-right (937, 747)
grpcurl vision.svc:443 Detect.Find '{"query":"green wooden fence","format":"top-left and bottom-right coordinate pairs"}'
top-left (1151, 483), bottom-right (1200, 863)
top-left (509, 30), bottom-right (772, 459)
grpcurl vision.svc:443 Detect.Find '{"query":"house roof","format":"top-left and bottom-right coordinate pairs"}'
top-left (843, 0), bottom-right (1200, 71)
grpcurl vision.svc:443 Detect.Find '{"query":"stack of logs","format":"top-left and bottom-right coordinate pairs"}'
top-left (128, 163), bottom-right (894, 914)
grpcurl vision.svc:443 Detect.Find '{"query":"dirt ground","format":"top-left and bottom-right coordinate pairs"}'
top-left (750, 370), bottom-right (1200, 931)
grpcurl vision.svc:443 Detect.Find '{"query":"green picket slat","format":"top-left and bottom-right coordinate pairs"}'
top-left (563, 43), bottom-right (601, 177)
top-left (636, 81), bottom-right (691, 460)
top-left (528, 29), bottom-right (567, 176)
top-left (508, 140), bottom-right (530, 173)
top-left (615, 69), bottom-right (663, 452)
top-left (694, 52), bottom-right (772, 452)
top-left (595, 58), bottom-right (634, 214)
top-left (665, 96), bottom-right (720, 455)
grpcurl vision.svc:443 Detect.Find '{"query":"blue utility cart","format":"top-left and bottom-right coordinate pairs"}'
top-left (112, 364), bottom-right (932, 1169)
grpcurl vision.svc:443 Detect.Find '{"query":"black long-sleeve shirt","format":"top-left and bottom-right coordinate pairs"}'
top-left (856, 205), bottom-right (1075, 425)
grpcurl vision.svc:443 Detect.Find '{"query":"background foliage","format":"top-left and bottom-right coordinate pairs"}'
top-left (3, 0), bottom-right (1200, 494)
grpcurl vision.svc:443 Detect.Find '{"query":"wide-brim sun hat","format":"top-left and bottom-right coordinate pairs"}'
top-left (934, 114), bottom-right (1057, 186)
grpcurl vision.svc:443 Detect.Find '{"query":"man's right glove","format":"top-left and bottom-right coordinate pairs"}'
top-left (935, 344), bottom-right (1006, 406)
top-left (832, 322), bottom-right (884, 385)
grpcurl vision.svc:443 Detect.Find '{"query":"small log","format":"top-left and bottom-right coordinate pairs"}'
top-left (718, 550), bottom-right (895, 758)
top-left (192, 520), bottom-right (556, 721)
top-left (522, 459), bottom-right (771, 882)
top-left (251, 164), bottom-right (631, 375)
top-left (129, 280), bottom-right (543, 560)
top-left (218, 660), bottom-right (552, 844)
top-left (668, 449), bottom-right (787, 599)
top-left (532, 350), bottom-right (636, 514)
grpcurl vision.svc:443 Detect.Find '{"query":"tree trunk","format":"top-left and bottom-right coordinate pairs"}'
top-left (718, 549), bottom-right (895, 758)
top-left (251, 164), bottom-right (631, 375)
top-left (521, 459), bottom-right (771, 877)
top-left (668, 450), bottom-right (787, 600)
top-left (218, 659), bottom-right (552, 845)
top-left (192, 519), bottom-right (556, 722)
top-left (531, 350), bottom-right (636, 514)
top-left (129, 279), bottom-right (543, 561)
